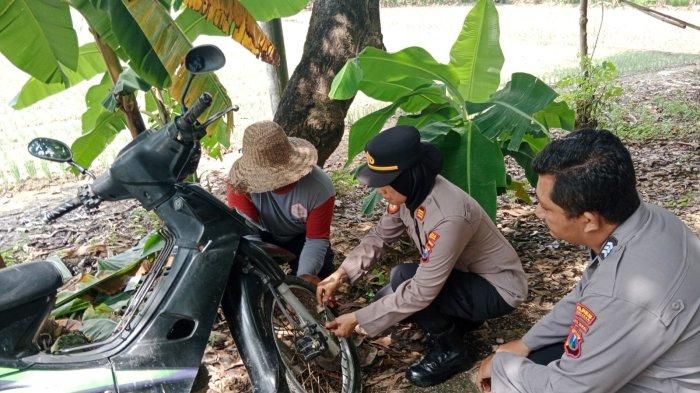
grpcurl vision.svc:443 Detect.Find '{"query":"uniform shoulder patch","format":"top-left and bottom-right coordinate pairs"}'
top-left (387, 204), bottom-right (400, 214)
top-left (420, 231), bottom-right (440, 264)
top-left (564, 302), bottom-right (597, 359)
top-left (415, 206), bottom-right (426, 221)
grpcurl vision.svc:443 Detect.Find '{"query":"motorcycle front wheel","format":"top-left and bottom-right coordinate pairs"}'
top-left (266, 276), bottom-right (362, 393)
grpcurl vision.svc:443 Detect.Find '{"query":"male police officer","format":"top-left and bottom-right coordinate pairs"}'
top-left (317, 125), bottom-right (528, 387)
top-left (477, 129), bottom-right (700, 392)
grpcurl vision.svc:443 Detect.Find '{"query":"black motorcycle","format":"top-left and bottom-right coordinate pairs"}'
top-left (0, 45), bottom-right (361, 393)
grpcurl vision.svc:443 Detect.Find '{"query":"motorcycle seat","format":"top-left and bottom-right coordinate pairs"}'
top-left (0, 262), bottom-right (64, 312)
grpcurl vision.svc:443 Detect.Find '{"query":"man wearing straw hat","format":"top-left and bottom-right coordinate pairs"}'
top-left (316, 125), bottom-right (528, 387)
top-left (227, 121), bottom-right (336, 284)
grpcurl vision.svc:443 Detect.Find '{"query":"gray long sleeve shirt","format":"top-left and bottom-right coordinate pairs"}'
top-left (492, 202), bottom-right (700, 393)
top-left (227, 166), bottom-right (335, 276)
top-left (340, 176), bottom-right (528, 337)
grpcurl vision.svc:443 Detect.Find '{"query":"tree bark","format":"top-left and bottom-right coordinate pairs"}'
top-left (262, 19), bottom-right (289, 114)
top-left (273, 0), bottom-right (383, 166)
top-left (576, 0), bottom-right (596, 128)
top-left (579, 0), bottom-right (589, 67)
top-left (0, 254), bottom-right (5, 269)
top-left (91, 29), bottom-right (146, 139)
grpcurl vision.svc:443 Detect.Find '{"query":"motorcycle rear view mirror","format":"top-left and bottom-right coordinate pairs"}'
top-left (28, 137), bottom-right (72, 162)
top-left (27, 137), bottom-right (96, 179)
top-left (181, 45), bottom-right (226, 112)
top-left (186, 45), bottom-right (225, 74)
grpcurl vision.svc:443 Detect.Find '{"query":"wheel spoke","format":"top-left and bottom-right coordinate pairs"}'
top-left (270, 281), bottom-right (355, 393)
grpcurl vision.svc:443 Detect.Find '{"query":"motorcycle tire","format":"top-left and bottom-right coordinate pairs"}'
top-left (266, 276), bottom-right (362, 393)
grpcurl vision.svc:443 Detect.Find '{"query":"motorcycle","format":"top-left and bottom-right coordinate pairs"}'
top-left (0, 45), bottom-right (361, 393)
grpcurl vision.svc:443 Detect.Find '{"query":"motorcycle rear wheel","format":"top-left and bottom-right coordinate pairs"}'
top-left (267, 276), bottom-right (362, 393)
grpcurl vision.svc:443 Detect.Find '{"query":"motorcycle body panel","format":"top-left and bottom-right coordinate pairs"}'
top-left (0, 184), bottom-right (288, 392)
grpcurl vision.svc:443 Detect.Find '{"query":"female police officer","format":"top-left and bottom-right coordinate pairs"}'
top-left (316, 125), bottom-right (527, 387)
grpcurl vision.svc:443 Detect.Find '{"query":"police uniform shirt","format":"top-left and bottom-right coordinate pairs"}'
top-left (340, 175), bottom-right (528, 337)
top-left (491, 202), bottom-right (700, 393)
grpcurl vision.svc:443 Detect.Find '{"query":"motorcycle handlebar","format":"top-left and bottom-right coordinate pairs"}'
top-left (43, 196), bottom-right (82, 223)
top-left (176, 92), bottom-right (213, 133)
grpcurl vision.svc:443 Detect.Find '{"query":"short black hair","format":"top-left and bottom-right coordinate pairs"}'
top-left (532, 129), bottom-right (640, 224)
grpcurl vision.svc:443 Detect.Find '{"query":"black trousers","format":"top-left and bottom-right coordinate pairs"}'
top-left (390, 263), bottom-right (514, 334)
top-left (528, 342), bottom-right (565, 365)
top-left (260, 232), bottom-right (335, 278)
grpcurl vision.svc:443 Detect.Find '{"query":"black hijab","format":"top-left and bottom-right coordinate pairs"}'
top-left (389, 143), bottom-right (443, 214)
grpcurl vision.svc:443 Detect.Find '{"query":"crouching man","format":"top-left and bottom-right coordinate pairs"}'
top-left (478, 129), bottom-right (700, 392)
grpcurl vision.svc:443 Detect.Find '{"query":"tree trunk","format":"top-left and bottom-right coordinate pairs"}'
top-left (576, 0), bottom-right (596, 128)
top-left (91, 29), bottom-right (146, 139)
top-left (273, 0), bottom-right (383, 166)
top-left (579, 0), bottom-right (588, 67)
top-left (262, 19), bottom-right (289, 114)
top-left (0, 254), bottom-right (5, 269)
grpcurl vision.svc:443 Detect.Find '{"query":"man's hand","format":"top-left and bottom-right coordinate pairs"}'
top-left (316, 268), bottom-right (348, 305)
top-left (324, 312), bottom-right (358, 337)
top-left (496, 338), bottom-right (530, 357)
top-left (477, 354), bottom-right (494, 392)
top-left (477, 339), bottom-right (530, 392)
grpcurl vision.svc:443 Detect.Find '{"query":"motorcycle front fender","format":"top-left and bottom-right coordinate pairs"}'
top-left (220, 267), bottom-right (288, 393)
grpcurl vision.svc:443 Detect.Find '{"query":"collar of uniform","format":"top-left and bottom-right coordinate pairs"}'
top-left (588, 202), bottom-right (648, 262)
top-left (609, 202), bottom-right (650, 248)
top-left (585, 203), bottom-right (648, 295)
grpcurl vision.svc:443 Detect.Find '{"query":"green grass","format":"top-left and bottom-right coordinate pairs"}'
top-left (24, 161), bottom-right (37, 179)
top-left (606, 51), bottom-right (700, 75)
top-left (1, 247), bottom-right (21, 267)
top-left (9, 162), bottom-right (21, 183)
top-left (603, 94), bottom-right (700, 140)
top-left (664, 192), bottom-right (696, 209)
top-left (331, 169), bottom-right (359, 197)
top-left (545, 51), bottom-right (700, 83)
top-left (40, 161), bottom-right (52, 180)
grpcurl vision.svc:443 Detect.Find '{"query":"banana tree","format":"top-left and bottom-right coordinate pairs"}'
top-left (329, 0), bottom-right (574, 219)
top-left (0, 0), bottom-right (307, 169)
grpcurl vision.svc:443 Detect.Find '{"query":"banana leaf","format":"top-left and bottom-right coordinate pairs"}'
top-left (97, 0), bottom-right (170, 88)
top-left (330, 47), bottom-right (461, 103)
top-left (11, 43), bottom-right (106, 109)
top-left (239, 0), bottom-right (308, 21)
top-left (175, 7), bottom-right (227, 41)
top-left (184, 0), bottom-right (279, 64)
top-left (449, 0), bottom-right (503, 103)
top-left (440, 123), bottom-right (507, 220)
top-left (81, 318), bottom-right (117, 341)
top-left (0, 0), bottom-right (78, 84)
top-left (81, 74), bottom-right (114, 133)
top-left (72, 111), bottom-right (127, 170)
top-left (533, 101), bottom-right (575, 131)
top-left (69, 0), bottom-right (126, 59)
top-left (468, 72), bottom-right (559, 151)
top-left (122, 0), bottom-right (234, 145)
top-left (53, 232), bottom-right (164, 309)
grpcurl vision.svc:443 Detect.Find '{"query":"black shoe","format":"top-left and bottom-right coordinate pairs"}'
top-left (405, 325), bottom-right (474, 387)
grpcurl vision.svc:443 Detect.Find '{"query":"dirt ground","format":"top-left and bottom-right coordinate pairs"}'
top-left (1, 63), bottom-right (698, 392)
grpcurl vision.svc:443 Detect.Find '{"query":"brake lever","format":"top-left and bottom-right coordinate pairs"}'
top-left (200, 105), bottom-right (239, 129)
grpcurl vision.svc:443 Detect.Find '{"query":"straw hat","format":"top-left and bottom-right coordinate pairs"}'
top-left (229, 121), bottom-right (318, 193)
